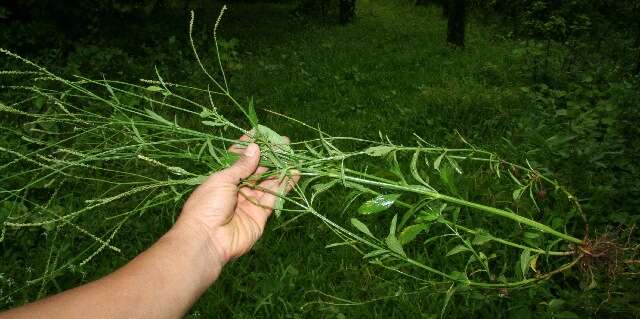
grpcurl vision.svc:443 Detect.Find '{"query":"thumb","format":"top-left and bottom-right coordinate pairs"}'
top-left (215, 143), bottom-right (261, 184)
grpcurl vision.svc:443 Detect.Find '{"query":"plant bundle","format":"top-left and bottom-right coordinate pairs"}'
top-left (0, 8), bottom-right (635, 307)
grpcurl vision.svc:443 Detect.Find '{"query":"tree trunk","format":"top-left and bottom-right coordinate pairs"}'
top-left (446, 0), bottom-right (465, 47)
top-left (635, 9), bottom-right (640, 75)
top-left (442, 0), bottom-right (449, 17)
top-left (339, 0), bottom-right (356, 24)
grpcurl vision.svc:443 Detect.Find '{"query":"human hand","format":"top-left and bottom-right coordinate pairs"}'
top-left (176, 136), bottom-right (298, 267)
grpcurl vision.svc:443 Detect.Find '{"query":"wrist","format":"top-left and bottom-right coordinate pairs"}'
top-left (165, 219), bottom-right (226, 283)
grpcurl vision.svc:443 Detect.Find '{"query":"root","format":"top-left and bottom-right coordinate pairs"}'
top-left (578, 228), bottom-right (640, 279)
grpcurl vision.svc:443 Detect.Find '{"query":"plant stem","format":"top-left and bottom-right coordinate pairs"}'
top-left (318, 172), bottom-right (583, 244)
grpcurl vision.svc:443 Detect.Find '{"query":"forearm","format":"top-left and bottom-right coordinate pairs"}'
top-left (1, 222), bottom-right (223, 319)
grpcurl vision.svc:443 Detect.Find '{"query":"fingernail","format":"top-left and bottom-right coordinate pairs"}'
top-left (244, 143), bottom-right (258, 157)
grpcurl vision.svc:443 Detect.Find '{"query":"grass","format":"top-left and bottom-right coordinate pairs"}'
top-left (1, 0), bottom-right (639, 318)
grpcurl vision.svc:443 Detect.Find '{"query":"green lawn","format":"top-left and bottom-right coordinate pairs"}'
top-left (1, 0), bottom-right (639, 318)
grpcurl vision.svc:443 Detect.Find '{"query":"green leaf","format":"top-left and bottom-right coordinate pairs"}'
top-left (131, 121), bottom-right (143, 143)
top-left (446, 155), bottom-right (463, 174)
top-left (446, 245), bottom-right (471, 256)
top-left (364, 145), bottom-right (395, 157)
top-left (410, 150), bottom-right (429, 187)
top-left (529, 254), bottom-right (539, 273)
top-left (512, 186), bottom-right (526, 201)
top-left (357, 194), bottom-right (401, 215)
top-left (311, 179), bottom-right (340, 199)
top-left (247, 97), bottom-right (258, 127)
top-left (202, 120), bottom-right (225, 127)
top-left (351, 218), bottom-right (375, 239)
top-left (388, 152), bottom-right (407, 183)
top-left (384, 235), bottom-right (406, 257)
top-left (199, 107), bottom-right (216, 118)
top-left (523, 231), bottom-right (541, 239)
top-left (206, 138), bottom-right (223, 167)
top-left (388, 214), bottom-right (398, 237)
top-left (520, 249), bottom-right (531, 277)
top-left (548, 298), bottom-right (565, 311)
top-left (325, 242), bottom-right (351, 249)
top-left (398, 224), bottom-right (429, 245)
top-left (250, 124), bottom-right (292, 154)
top-left (416, 209), bottom-right (440, 223)
top-left (144, 109), bottom-right (174, 126)
top-left (472, 230), bottom-right (493, 246)
top-left (145, 85), bottom-right (164, 92)
top-left (441, 283), bottom-right (456, 318)
top-left (182, 175), bottom-right (208, 185)
top-left (362, 249), bottom-right (388, 259)
top-left (439, 165), bottom-right (457, 195)
top-left (221, 151), bottom-right (240, 167)
top-left (449, 271), bottom-right (468, 282)
top-left (104, 79), bottom-right (119, 104)
top-left (273, 182), bottom-right (287, 218)
top-left (433, 152), bottom-right (446, 171)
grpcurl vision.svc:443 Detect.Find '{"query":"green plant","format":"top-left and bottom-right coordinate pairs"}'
top-left (0, 6), bottom-right (637, 314)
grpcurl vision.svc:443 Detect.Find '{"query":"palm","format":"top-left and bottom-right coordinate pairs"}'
top-left (210, 183), bottom-right (282, 261)
top-left (179, 139), bottom-right (297, 263)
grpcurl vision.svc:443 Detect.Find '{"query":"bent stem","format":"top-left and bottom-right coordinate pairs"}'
top-left (315, 172), bottom-right (583, 245)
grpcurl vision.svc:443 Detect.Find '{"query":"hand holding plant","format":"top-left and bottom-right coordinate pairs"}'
top-left (178, 136), bottom-right (299, 264)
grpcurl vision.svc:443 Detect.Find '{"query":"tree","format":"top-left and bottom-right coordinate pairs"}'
top-left (635, 2), bottom-right (640, 75)
top-left (446, 0), bottom-right (465, 47)
top-left (339, 0), bottom-right (356, 24)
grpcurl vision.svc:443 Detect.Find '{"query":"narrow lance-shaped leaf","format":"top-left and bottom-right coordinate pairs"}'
top-left (364, 145), bottom-right (395, 157)
top-left (416, 208), bottom-right (441, 223)
top-left (385, 234), bottom-right (406, 257)
top-left (446, 155), bottom-right (463, 174)
top-left (131, 121), bottom-right (143, 143)
top-left (388, 214), bottom-right (398, 237)
top-left (433, 152), bottom-right (446, 171)
top-left (358, 194), bottom-right (401, 215)
top-left (441, 283), bottom-right (457, 318)
top-left (410, 149), bottom-right (430, 188)
top-left (310, 179), bottom-right (340, 203)
top-left (449, 271), bottom-right (469, 282)
top-left (472, 230), bottom-right (493, 246)
top-left (398, 224), bottom-right (429, 245)
top-left (385, 215), bottom-right (406, 257)
top-left (249, 124), bottom-right (292, 154)
top-left (144, 109), bottom-right (174, 126)
top-left (362, 249), bottom-right (387, 259)
top-left (206, 138), bottom-right (223, 167)
top-left (247, 97), bottom-right (258, 127)
top-left (513, 186), bottom-right (527, 201)
top-left (273, 181), bottom-right (287, 218)
top-left (529, 254), bottom-right (539, 273)
top-left (104, 77), bottom-right (119, 104)
top-left (221, 151), bottom-right (240, 167)
top-left (145, 85), bottom-right (164, 92)
top-left (351, 218), bottom-right (375, 239)
top-left (446, 245), bottom-right (471, 256)
top-left (520, 249), bottom-right (531, 277)
top-left (202, 120), bottom-right (226, 127)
